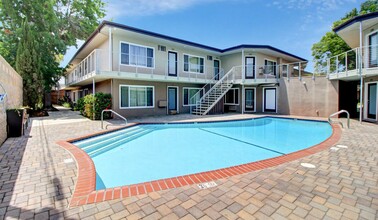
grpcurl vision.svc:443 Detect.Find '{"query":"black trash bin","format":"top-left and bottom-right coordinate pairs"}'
top-left (6, 109), bottom-right (24, 137)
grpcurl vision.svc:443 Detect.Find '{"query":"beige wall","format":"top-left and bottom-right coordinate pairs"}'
top-left (111, 79), bottom-right (203, 117)
top-left (278, 76), bottom-right (339, 117)
top-left (111, 33), bottom-right (221, 80)
top-left (0, 55), bottom-right (23, 145)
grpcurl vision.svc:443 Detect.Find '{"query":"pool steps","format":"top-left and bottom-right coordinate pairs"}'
top-left (74, 126), bottom-right (142, 147)
top-left (87, 128), bottom-right (152, 157)
top-left (73, 126), bottom-right (152, 157)
top-left (81, 127), bottom-right (145, 151)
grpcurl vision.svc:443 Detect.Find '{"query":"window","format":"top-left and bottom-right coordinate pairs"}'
top-left (183, 88), bottom-right (204, 106)
top-left (120, 42), bottom-right (154, 68)
top-left (224, 88), bottom-right (239, 105)
top-left (184, 54), bottom-right (204, 73)
top-left (245, 57), bottom-right (255, 78)
top-left (369, 32), bottom-right (378, 67)
top-left (84, 89), bottom-right (89, 96)
top-left (120, 85), bottom-right (154, 108)
top-left (264, 60), bottom-right (277, 75)
top-left (78, 90), bottom-right (84, 99)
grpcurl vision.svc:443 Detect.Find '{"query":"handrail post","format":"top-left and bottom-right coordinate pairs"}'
top-left (101, 109), bottom-right (128, 129)
top-left (328, 109), bottom-right (350, 129)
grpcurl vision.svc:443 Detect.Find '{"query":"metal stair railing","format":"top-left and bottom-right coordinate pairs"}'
top-left (101, 109), bottom-right (128, 129)
top-left (191, 67), bottom-right (235, 115)
top-left (189, 69), bottom-right (224, 114)
top-left (328, 110), bottom-right (350, 128)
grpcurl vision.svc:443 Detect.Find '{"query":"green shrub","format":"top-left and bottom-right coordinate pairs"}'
top-left (62, 102), bottom-right (71, 108)
top-left (82, 93), bottom-right (112, 120)
top-left (74, 97), bottom-right (85, 114)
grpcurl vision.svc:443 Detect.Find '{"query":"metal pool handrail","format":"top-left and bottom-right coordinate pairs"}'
top-left (101, 109), bottom-right (127, 129)
top-left (328, 110), bottom-right (350, 128)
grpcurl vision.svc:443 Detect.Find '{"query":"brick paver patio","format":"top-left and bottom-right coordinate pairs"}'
top-left (0, 109), bottom-right (377, 219)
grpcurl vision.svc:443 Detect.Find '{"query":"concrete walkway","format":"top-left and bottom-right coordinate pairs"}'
top-left (0, 109), bottom-right (377, 219)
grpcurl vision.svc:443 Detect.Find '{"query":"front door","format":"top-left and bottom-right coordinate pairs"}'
top-left (214, 60), bottom-right (220, 80)
top-left (168, 51), bottom-right (177, 76)
top-left (245, 57), bottom-right (255, 79)
top-left (367, 83), bottom-right (377, 120)
top-left (245, 88), bottom-right (255, 112)
top-left (168, 87), bottom-right (178, 113)
top-left (264, 88), bottom-right (277, 112)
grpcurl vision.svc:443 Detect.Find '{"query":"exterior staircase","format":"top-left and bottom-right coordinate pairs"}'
top-left (191, 68), bottom-right (235, 115)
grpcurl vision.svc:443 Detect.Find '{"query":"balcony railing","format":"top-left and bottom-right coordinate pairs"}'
top-left (66, 49), bottom-right (103, 85)
top-left (232, 62), bottom-right (309, 81)
top-left (327, 44), bottom-right (378, 78)
top-left (65, 48), bottom-right (310, 86)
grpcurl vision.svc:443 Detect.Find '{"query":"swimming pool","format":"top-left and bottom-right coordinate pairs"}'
top-left (72, 117), bottom-right (332, 190)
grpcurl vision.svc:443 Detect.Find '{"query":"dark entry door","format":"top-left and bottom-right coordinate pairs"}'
top-left (168, 87), bottom-right (178, 112)
top-left (214, 60), bottom-right (220, 80)
top-left (367, 83), bottom-right (377, 119)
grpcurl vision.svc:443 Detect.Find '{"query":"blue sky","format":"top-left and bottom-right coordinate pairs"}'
top-left (62, 0), bottom-right (365, 71)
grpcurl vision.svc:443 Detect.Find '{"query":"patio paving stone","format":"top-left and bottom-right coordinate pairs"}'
top-left (0, 108), bottom-right (377, 219)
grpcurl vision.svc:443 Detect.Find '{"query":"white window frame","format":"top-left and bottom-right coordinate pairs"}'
top-left (119, 85), bottom-right (155, 109)
top-left (119, 41), bottom-right (155, 69)
top-left (224, 88), bottom-right (239, 105)
top-left (364, 81), bottom-right (378, 121)
top-left (365, 30), bottom-right (378, 69)
top-left (244, 87), bottom-right (256, 113)
top-left (245, 56), bottom-right (256, 78)
top-left (183, 53), bottom-right (205, 74)
top-left (182, 87), bottom-right (204, 106)
top-left (262, 87), bottom-right (278, 113)
top-left (264, 59), bottom-right (277, 75)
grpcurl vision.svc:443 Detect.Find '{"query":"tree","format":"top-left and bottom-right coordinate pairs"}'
top-left (15, 20), bottom-right (44, 109)
top-left (0, 0), bottom-right (105, 109)
top-left (312, 0), bottom-right (378, 73)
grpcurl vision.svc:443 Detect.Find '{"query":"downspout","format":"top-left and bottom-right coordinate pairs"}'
top-left (359, 21), bottom-right (363, 123)
top-left (241, 49), bottom-right (245, 114)
top-left (93, 78), bottom-right (95, 120)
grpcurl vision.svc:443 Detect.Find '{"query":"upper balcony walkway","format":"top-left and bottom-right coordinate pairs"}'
top-left (64, 49), bottom-right (310, 87)
top-left (328, 44), bottom-right (378, 81)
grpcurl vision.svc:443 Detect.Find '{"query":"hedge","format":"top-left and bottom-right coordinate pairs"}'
top-left (75, 93), bottom-right (112, 120)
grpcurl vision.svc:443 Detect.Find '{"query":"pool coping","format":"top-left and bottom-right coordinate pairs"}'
top-left (56, 116), bottom-right (342, 207)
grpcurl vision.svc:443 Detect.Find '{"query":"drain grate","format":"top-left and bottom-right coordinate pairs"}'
top-left (197, 181), bottom-right (217, 189)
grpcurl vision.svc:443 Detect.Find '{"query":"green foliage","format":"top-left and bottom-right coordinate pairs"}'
top-left (81, 93), bottom-right (112, 120)
top-left (74, 97), bottom-right (85, 114)
top-left (312, 0), bottom-right (378, 72)
top-left (62, 102), bottom-right (72, 108)
top-left (15, 20), bottom-right (45, 110)
top-left (0, 0), bottom-right (105, 109)
top-left (58, 95), bottom-right (72, 106)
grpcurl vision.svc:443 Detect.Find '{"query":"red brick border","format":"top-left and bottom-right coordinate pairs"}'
top-left (57, 119), bottom-right (341, 207)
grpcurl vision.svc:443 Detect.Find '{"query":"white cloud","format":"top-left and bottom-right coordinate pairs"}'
top-left (104, 0), bottom-right (224, 18)
top-left (268, 0), bottom-right (357, 31)
top-left (269, 0), bottom-right (356, 12)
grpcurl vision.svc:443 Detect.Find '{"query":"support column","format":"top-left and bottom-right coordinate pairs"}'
top-left (109, 28), bottom-right (112, 71)
top-left (359, 21), bottom-right (363, 123)
top-left (241, 49), bottom-right (245, 80)
top-left (242, 85), bottom-right (244, 114)
top-left (92, 78), bottom-right (95, 120)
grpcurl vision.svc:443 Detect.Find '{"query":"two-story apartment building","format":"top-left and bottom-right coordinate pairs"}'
top-left (328, 12), bottom-right (378, 123)
top-left (64, 21), bottom-right (307, 118)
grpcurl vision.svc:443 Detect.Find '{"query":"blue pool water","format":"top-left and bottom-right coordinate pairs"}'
top-left (73, 117), bottom-right (332, 190)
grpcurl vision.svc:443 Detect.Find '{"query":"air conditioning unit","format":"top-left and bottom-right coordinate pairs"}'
top-left (158, 45), bottom-right (166, 52)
